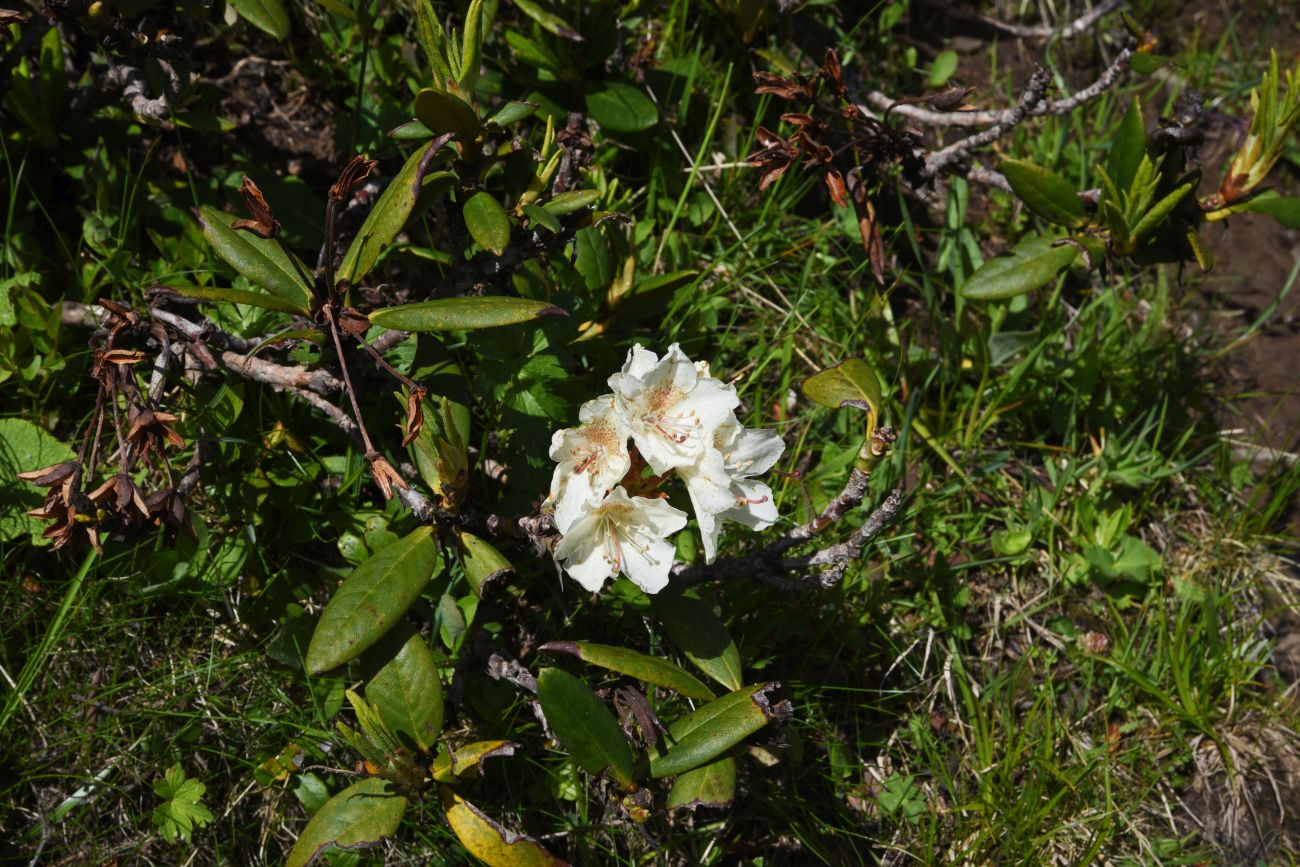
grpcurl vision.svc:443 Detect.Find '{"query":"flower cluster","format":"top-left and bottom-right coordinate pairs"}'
top-left (546, 344), bottom-right (785, 594)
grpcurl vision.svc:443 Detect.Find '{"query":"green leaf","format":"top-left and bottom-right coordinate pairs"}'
top-left (458, 530), bottom-right (514, 595)
top-left (1109, 97), bottom-right (1146, 193)
top-left (431, 740), bottom-right (518, 782)
top-left (651, 591), bottom-right (743, 691)
top-left (542, 189), bottom-right (601, 216)
top-left (961, 233), bottom-right (1079, 301)
top-left (928, 49), bottom-right (958, 87)
top-left (286, 778), bottom-right (408, 867)
top-left (194, 206), bottom-right (312, 311)
top-left (522, 203), bottom-right (561, 233)
top-left (1130, 180), bottom-right (1195, 245)
top-left (410, 395), bottom-right (470, 511)
top-left (486, 100), bottom-right (538, 128)
top-left (368, 297), bottom-right (567, 332)
top-left (339, 139), bottom-right (446, 287)
top-left (0, 418), bottom-right (76, 544)
top-left (152, 764), bottom-right (214, 844)
top-left (513, 0), bottom-right (584, 40)
top-left (365, 632), bottom-right (444, 752)
top-left (536, 667), bottom-right (637, 788)
top-left (388, 119), bottom-right (435, 141)
top-left (649, 684), bottom-right (783, 779)
top-left (540, 641), bottom-right (715, 700)
top-left (441, 788), bottom-right (567, 866)
top-left (1000, 159), bottom-right (1085, 227)
top-left (415, 0), bottom-right (455, 88)
top-left (585, 81), bottom-right (658, 133)
top-left (228, 0), bottom-right (290, 39)
top-left (457, 0), bottom-right (486, 94)
top-left (305, 526), bottom-right (441, 674)
top-left (800, 357), bottom-right (882, 420)
top-left (666, 756), bottom-right (736, 810)
top-left (414, 88), bottom-right (480, 144)
top-left (463, 191), bottom-right (512, 255)
top-left (168, 284), bottom-right (307, 315)
top-left (1239, 195), bottom-right (1300, 228)
top-left (1129, 53), bottom-right (1173, 75)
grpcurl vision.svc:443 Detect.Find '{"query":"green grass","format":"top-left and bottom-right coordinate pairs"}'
top-left (2, 1), bottom-right (1300, 865)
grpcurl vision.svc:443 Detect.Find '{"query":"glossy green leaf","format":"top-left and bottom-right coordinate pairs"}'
top-left (800, 357), bottom-right (882, 420)
top-left (414, 88), bottom-right (480, 144)
top-left (1109, 97), bottom-right (1146, 193)
top-left (542, 189), bottom-right (601, 216)
top-left (522, 203), bottom-right (561, 233)
top-left (458, 530), bottom-right (513, 595)
top-left (652, 591), bottom-right (743, 691)
top-left (1238, 194), bottom-right (1300, 228)
top-left (339, 139), bottom-right (446, 287)
top-left (441, 788), bottom-right (567, 866)
top-left (513, 0), bottom-right (583, 40)
top-left (463, 191), bottom-right (512, 255)
top-left (649, 684), bottom-right (782, 779)
top-left (585, 81), bottom-right (658, 133)
top-left (365, 632), bottom-right (443, 752)
top-left (666, 756), bottom-right (736, 810)
top-left (168, 284), bottom-right (306, 315)
top-left (1000, 159), bottom-right (1084, 227)
top-left (431, 740), bottom-right (517, 783)
top-left (306, 526), bottom-right (440, 674)
top-left (194, 206), bottom-right (312, 311)
top-left (410, 395), bottom-right (470, 511)
top-left (1130, 180), bottom-right (1195, 245)
top-left (229, 0), bottom-right (290, 39)
top-left (286, 778), bottom-right (407, 867)
top-left (487, 100), bottom-right (538, 127)
top-left (414, 0), bottom-right (455, 87)
top-left (536, 668), bottom-right (636, 788)
top-left (388, 119), bottom-right (434, 140)
top-left (457, 0), bottom-right (485, 94)
top-left (961, 233), bottom-right (1079, 301)
top-left (540, 641), bottom-right (714, 700)
top-left (369, 297), bottom-right (567, 332)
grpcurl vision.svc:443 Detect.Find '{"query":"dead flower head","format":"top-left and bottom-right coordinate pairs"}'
top-left (368, 455), bottom-right (409, 501)
top-left (231, 176), bottom-right (281, 239)
top-left (127, 406), bottom-right (185, 457)
top-left (330, 155), bottom-right (378, 203)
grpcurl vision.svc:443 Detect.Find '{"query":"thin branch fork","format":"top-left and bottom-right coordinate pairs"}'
top-left (915, 0), bottom-right (1124, 42)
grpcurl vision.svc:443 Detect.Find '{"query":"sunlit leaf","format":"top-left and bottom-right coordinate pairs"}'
top-left (961, 233), bottom-right (1079, 301)
top-left (228, 0), bottom-right (290, 39)
top-left (463, 191), bottom-right (512, 255)
top-left (286, 778), bottom-right (407, 867)
top-left (1000, 159), bottom-right (1085, 227)
top-left (666, 756), bottom-right (736, 810)
top-left (649, 684), bottom-right (782, 778)
top-left (585, 81), bottom-right (657, 132)
top-left (458, 530), bottom-right (514, 595)
top-left (194, 205), bottom-right (312, 311)
top-left (414, 87), bottom-right (480, 144)
top-left (365, 631), bottom-right (443, 752)
top-left (368, 297), bottom-right (567, 332)
top-left (540, 641), bottom-right (714, 700)
top-left (536, 668), bottom-right (637, 788)
top-left (306, 526), bottom-right (441, 674)
top-left (441, 787), bottom-right (568, 866)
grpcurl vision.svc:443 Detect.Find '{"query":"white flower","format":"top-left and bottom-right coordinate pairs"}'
top-left (552, 486), bottom-right (688, 594)
top-left (608, 344), bottom-right (739, 475)
top-left (546, 395), bottom-right (631, 533)
top-left (679, 415), bottom-right (784, 563)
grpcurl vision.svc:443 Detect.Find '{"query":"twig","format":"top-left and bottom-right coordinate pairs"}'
top-left (916, 0), bottom-right (1123, 41)
top-left (859, 46), bottom-right (1132, 142)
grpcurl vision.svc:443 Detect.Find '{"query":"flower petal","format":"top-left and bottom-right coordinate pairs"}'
top-left (619, 533), bottom-right (678, 594)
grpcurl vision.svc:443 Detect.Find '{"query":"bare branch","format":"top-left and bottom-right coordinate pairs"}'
top-left (916, 0), bottom-right (1123, 41)
top-left (921, 49), bottom-right (1132, 179)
